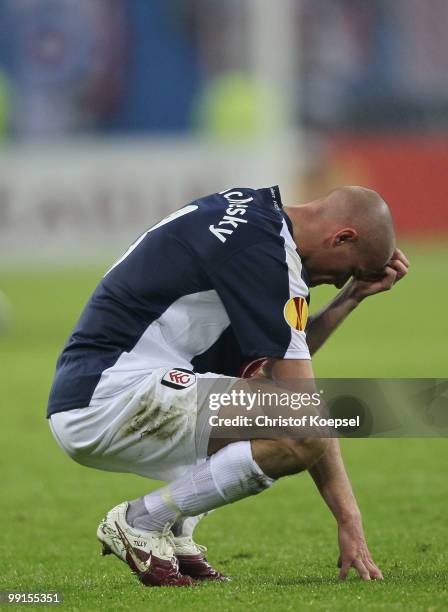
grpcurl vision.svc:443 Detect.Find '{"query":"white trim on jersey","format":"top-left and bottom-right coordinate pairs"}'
top-left (93, 220), bottom-right (309, 405)
top-left (105, 204), bottom-right (199, 276)
top-left (91, 290), bottom-right (230, 403)
top-left (280, 219), bottom-right (311, 360)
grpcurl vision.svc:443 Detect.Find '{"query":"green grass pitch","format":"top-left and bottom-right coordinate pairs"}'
top-left (0, 242), bottom-right (447, 611)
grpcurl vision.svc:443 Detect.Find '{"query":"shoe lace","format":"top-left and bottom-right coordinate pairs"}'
top-left (160, 523), bottom-right (178, 568)
top-left (178, 535), bottom-right (207, 554)
top-left (192, 540), bottom-right (207, 554)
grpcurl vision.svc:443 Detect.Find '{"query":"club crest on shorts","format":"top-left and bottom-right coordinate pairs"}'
top-left (161, 368), bottom-right (196, 390)
top-left (283, 296), bottom-right (308, 331)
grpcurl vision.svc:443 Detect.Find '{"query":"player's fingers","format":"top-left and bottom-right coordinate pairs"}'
top-left (353, 558), bottom-right (371, 581)
top-left (393, 247), bottom-right (410, 267)
top-left (363, 556), bottom-right (384, 579)
top-left (389, 259), bottom-right (408, 280)
top-left (381, 266), bottom-right (397, 289)
top-left (390, 254), bottom-right (409, 270)
top-left (338, 559), bottom-right (351, 581)
top-left (368, 564), bottom-right (384, 580)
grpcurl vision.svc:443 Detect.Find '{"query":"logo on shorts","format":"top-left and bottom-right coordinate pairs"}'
top-left (161, 368), bottom-right (196, 390)
top-left (284, 296), bottom-right (308, 331)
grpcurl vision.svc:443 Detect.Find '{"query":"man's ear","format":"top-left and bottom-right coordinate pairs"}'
top-left (332, 228), bottom-right (358, 246)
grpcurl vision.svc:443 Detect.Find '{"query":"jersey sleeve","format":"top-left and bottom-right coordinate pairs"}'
top-left (208, 240), bottom-right (310, 361)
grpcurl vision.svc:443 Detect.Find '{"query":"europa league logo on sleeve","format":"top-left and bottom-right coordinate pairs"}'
top-left (283, 296), bottom-right (309, 331)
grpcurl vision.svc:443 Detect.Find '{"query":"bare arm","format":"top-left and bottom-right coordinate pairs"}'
top-left (261, 253), bottom-right (408, 578)
top-left (308, 438), bottom-right (383, 580)
top-left (306, 282), bottom-right (360, 356)
top-left (308, 437), bottom-right (360, 523)
top-left (267, 359), bottom-right (383, 580)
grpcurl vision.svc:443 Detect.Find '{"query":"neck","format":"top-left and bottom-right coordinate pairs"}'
top-left (283, 205), bottom-right (315, 259)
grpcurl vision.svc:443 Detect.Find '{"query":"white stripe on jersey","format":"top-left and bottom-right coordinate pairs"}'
top-left (280, 219), bottom-right (311, 360)
top-left (91, 289), bottom-right (230, 402)
top-left (91, 220), bottom-right (309, 404)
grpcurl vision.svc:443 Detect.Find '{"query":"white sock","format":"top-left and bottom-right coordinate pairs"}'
top-left (171, 459), bottom-right (208, 538)
top-left (171, 514), bottom-right (205, 538)
top-left (129, 441), bottom-right (274, 533)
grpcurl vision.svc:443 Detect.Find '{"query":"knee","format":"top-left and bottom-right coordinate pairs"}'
top-left (49, 416), bottom-right (94, 464)
top-left (273, 436), bottom-right (330, 476)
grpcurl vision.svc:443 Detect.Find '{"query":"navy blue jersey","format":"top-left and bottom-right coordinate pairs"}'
top-left (47, 186), bottom-right (310, 416)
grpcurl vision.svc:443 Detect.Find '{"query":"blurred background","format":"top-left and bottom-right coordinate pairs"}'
top-left (0, 2), bottom-right (447, 604)
top-left (0, 0), bottom-right (447, 260)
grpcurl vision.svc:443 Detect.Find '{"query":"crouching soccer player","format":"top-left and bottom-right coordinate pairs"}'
top-left (47, 185), bottom-right (408, 586)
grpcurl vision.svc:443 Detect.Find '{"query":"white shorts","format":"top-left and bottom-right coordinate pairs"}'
top-left (49, 368), bottom-right (233, 483)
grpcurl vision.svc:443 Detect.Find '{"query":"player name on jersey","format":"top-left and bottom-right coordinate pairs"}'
top-left (48, 186), bottom-right (310, 416)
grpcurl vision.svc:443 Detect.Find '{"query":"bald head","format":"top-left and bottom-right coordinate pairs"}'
top-left (322, 186), bottom-right (395, 269)
top-left (285, 185), bottom-right (396, 287)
